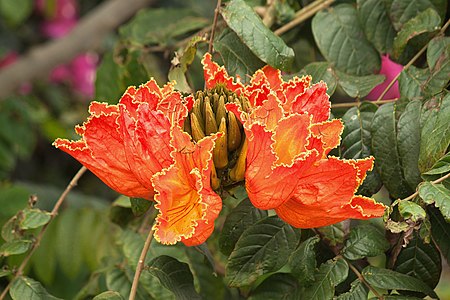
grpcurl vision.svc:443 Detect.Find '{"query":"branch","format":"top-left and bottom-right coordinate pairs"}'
top-left (0, 0), bottom-right (154, 100)
top-left (331, 98), bottom-right (398, 108)
top-left (401, 171), bottom-right (450, 202)
top-left (208, 0), bottom-right (223, 54)
top-left (343, 257), bottom-right (384, 299)
top-left (0, 166), bottom-right (87, 300)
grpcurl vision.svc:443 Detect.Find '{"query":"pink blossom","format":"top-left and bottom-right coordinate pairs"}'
top-left (367, 55), bottom-right (403, 100)
top-left (36, 0), bottom-right (78, 38)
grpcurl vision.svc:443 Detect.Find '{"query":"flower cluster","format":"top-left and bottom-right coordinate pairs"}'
top-left (55, 53), bottom-right (386, 245)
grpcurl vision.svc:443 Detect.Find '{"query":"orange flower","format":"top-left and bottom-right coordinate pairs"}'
top-left (54, 80), bottom-right (222, 245)
top-left (203, 53), bottom-right (386, 228)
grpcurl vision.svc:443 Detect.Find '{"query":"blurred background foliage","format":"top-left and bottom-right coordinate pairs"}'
top-left (0, 0), bottom-right (449, 299)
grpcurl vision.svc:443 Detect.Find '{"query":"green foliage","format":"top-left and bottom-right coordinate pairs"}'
top-left (342, 224), bottom-right (389, 260)
top-left (419, 182), bottom-right (450, 221)
top-left (334, 71), bottom-right (385, 98)
top-left (300, 62), bottom-right (337, 95)
top-left (0, 0), bottom-right (32, 26)
top-left (10, 276), bottom-right (62, 300)
top-left (288, 235), bottom-right (320, 284)
top-left (248, 273), bottom-right (299, 300)
top-left (93, 291), bottom-right (124, 300)
top-left (0, 239), bottom-right (32, 257)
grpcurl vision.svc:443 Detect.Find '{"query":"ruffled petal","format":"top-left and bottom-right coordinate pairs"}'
top-left (290, 82), bottom-right (330, 122)
top-left (248, 93), bottom-right (283, 131)
top-left (202, 53), bottom-right (243, 92)
top-left (309, 119), bottom-right (344, 157)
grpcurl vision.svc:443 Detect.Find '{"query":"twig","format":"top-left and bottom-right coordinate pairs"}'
top-left (376, 18), bottom-right (450, 102)
top-left (274, 0), bottom-right (335, 36)
top-left (0, 0), bottom-right (154, 100)
top-left (344, 257), bottom-right (384, 299)
top-left (0, 166), bottom-right (87, 300)
top-left (129, 220), bottom-right (155, 300)
top-left (208, 0), bottom-right (223, 54)
top-left (401, 172), bottom-right (450, 202)
top-left (331, 98), bottom-right (398, 108)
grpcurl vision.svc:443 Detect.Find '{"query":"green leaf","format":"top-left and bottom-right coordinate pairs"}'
top-left (398, 201), bottom-right (426, 222)
top-left (397, 100), bottom-right (422, 189)
top-left (221, 0), bottom-right (294, 70)
top-left (362, 266), bottom-right (437, 297)
top-left (316, 222), bottom-right (348, 247)
top-left (394, 233), bottom-right (441, 290)
top-left (10, 276), bottom-right (62, 300)
top-left (129, 198), bottom-right (151, 217)
top-left (419, 93), bottom-right (450, 172)
top-left (225, 216), bottom-right (299, 287)
top-left (19, 208), bottom-right (51, 230)
top-left (95, 52), bottom-right (125, 103)
top-left (300, 62), bottom-right (337, 96)
top-left (335, 70), bottom-right (385, 98)
top-left (31, 220), bottom-right (57, 285)
top-left (0, 239), bottom-right (32, 257)
top-left (424, 36), bottom-right (450, 96)
top-left (371, 103), bottom-right (413, 198)
top-left (248, 273), bottom-right (299, 300)
top-left (336, 279), bottom-right (369, 300)
top-left (0, 268), bottom-right (12, 278)
top-left (423, 152), bottom-right (450, 176)
top-left (214, 29), bottom-right (265, 83)
top-left (340, 102), bottom-right (382, 196)
top-left (428, 206), bottom-right (450, 262)
top-left (418, 182), bottom-right (450, 221)
top-left (357, 0), bottom-right (396, 54)
top-left (288, 235), bottom-right (320, 285)
top-left (398, 66), bottom-right (430, 102)
top-left (303, 257), bottom-right (349, 300)
top-left (342, 224), bottom-right (389, 260)
top-left (219, 198), bottom-right (268, 256)
top-left (93, 291), bottom-right (124, 300)
top-left (312, 4), bottom-right (380, 76)
top-left (0, 0), bottom-right (32, 26)
top-left (119, 8), bottom-right (208, 46)
top-left (147, 255), bottom-right (201, 300)
top-left (106, 265), bottom-right (147, 300)
top-left (393, 8), bottom-right (441, 59)
top-left (389, 0), bottom-right (447, 31)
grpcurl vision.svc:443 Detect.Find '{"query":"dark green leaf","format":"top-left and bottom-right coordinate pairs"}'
top-left (428, 206), bottom-right (450, 262)
top-left (419, 93), bottom-right (450, 172)
top-left (418, 182), bottom-right (450, 221)
top-left (225, 216), bottom-right (299, 287)
top-left (340, 102), bottom-right (382, 196)
top-left (95, 52), bottom-right (125, 103)
top-left (392, 8), bottom-right (441, 59)
top-left (362, 266), bottom-right (437, 297)
top-left (397, 100), bottom-right (422, 189)
top-left (312, 4), bottom-right (380, 75)
top-left (0, 239), bottom-right (32, 257)
top-left (342, 224), bottom-right (389, 260)
top-left (31, 220), bottom-right (57, 285)
top-left (0, 0), bottom-right (32, 26)
top-left (316, 222), bottom-right (348, 247)
top-left (221, 0), bottom-right (294, 70)
top-left (357, 0), bottom-right (395, 54)
top-left (389, 0), bottom-right (447, 31)
top-left (93, 291), bottom-right (124, 300)
top-left (219, 198), bottom-right (268, 256)
top-left (214, 29), bottom-right (265, 83)
top-left (248, 273), bottom-right (299, 300)
top-left (119, 8), bottom-right (208, 46)
top-left (19, 208), bottom-right (51, 230)
top-left (371, 103), bottom-right (413, 198)
top-left (129, 198), bottom-right (151, 217)
top-left (336, 279), bottom-right (369, 300)
top-left (288, 235), bottom-right (320, 284)
top-left (335, 70), bottom-right (385, 98)
top-left (106, 265), bottom-right (147, 300)
top-left (394, 233), bottom-right (441, 289)
top-left (300, 62), bottom-right (337, 95)
top-left (423, 152), bottom-right (450, 176)
top-left (424, 36), bottom-right (450, 96)
top-left (147, 255), bottom-right (201, 300)
top-left (398, 66), bottom-right (430, 102)
top-left (10, 276), bottom-right (62, 300)
top-left (0, 268), bottom-right (12, 278)
top-left (303, 257), bottom-right (349, 300)
top-left (398, 201), bottom-right (426, 222)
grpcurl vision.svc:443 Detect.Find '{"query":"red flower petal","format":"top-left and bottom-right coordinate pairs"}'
top-left (309, 119), bottom-right (344, 157)
top-left (202, 53), bottom-right (243, 92)
top-left (289, 82), bottom-right (330, 122)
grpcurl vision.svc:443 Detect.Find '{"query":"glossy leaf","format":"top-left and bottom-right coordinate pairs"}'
top-left (312, 4), bottom-right (380, 75)
top-left (288, 235), bottom-right (320, 285)
top-left (419, 182), bottom-right (450, 221)
top-left (336, 279), bottom-right (368, 300)
top-left (214, 29), bottom-right (265, 83)
top-left (362, 266), bottom-right (437, 297)
top-left (397, 100), bottom-right (422, 189)
top-left (147, 255), bottom-right (200, 300)
top-left (398, 66), bottom-right (431, 101)
top-left (340, 102), bottom-right (382, 196)
top-left (303, 257), bottom-right (349, 300)
top-left (398, 201), bottom-right (426, 222)
top-left (10, 276), bottom-right (62, 300)
top-left (428, 206), bottom-right (450, 262)
top-left (300, 62), bottom-right (337, 95)
top-left (357, 0), bottom-right (395, 54)
top-left (0, 239), bottom-right (32, 257)
top-left (423, 152), bottom-right (450, 176)
top-left (342, 224), bottom-right (389, 260)
top-left (392, 8), bottom-right (441, 59)
top-left (225, 216), bottom-right (298, 287)
top-left (19, 208), bottom-right (51, 230)
top-left (248, 273), bottom-right (299, 300)
top-left (394, 233), bottom-right (441, 289)
top-left (335, 70), bottom-right (385, 98)
top-left (419, 93), bottom-right (450, 172)
top-left (93, 291), bottom-right (124, 300)
top-left (221, 0), bottom-right (294, 70)
top-left (371, 103), bottom-right (413, 198)
top-left (219, 198), bottom-right (268, 256)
